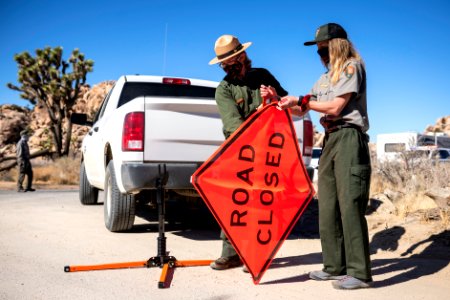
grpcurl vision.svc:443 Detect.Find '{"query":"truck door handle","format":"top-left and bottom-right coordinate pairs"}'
top-left (88, 127), bottom-right (99, 136)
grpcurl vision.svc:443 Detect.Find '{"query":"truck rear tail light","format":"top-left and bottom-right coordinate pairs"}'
top-left (122, 112), bottom-right (144, 151)
top-left (163, 77), bottom-right (191, 85)
top-left (303, 119), bottom-right (313, 157)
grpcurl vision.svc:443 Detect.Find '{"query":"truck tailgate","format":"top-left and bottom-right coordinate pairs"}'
top-left (144, 97), bottom-right (224, 162)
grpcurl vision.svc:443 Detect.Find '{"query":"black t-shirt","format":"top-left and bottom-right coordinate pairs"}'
top-left (225, 68), bottom-right (288, 97)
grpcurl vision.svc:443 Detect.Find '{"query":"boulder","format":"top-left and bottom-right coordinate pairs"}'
top-left (425, 188), bottom-right (450, 209)
top-left (0, 105), bottom-right (31, 147)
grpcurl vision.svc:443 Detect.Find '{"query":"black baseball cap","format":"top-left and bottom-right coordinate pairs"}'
top-left (304, 23), bottom-right (347, 46)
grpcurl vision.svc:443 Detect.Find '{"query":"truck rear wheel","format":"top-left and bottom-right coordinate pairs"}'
top-left (79, 161), bottom-right (99, 205)
top-left (104, 161), bottom-right (136, 232)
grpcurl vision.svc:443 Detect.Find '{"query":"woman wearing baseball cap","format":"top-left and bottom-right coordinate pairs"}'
top-left (262, 23), bottom-right (372, 290)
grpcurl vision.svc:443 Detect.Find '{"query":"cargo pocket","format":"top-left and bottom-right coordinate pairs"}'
top-left (349, 165), bottom-right (371, 202)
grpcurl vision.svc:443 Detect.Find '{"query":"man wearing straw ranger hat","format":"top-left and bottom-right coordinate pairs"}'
top-left (208, 34), bottom-right (287, 270)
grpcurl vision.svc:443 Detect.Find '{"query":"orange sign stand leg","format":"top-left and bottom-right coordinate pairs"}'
top-left (64, 164), bottom-right (213, 289)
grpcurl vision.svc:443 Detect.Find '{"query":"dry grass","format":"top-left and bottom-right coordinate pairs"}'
top-left (373, 158), bottom-right (449, 195)
top-left (1, 156), bottom-right (80, 185)
top-left (35, 156), bottom-right (80, 184)
top-left (440, 209), bottom-right (450, 227)
top-left (372, 153), bottom-right (450, 226)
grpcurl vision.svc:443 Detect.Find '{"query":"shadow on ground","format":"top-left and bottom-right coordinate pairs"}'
top-left (131, 197), bottom-right (320, 241)
top-left (131, 194), bottom-right (450, 288)
top-left (370, 229), bottom-right (450, 288)
top-left (262, 229), bottom-right (450, 286)
top-left (131, 197), bottom-right (220, 239)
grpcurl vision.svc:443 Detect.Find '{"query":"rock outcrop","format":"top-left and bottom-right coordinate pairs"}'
top-left (0, 105), bottom-right (32, 159)
top-left (0, 81), bottom-right (114, 161)
top-left (424, 116), bottom-right (450, 136)
top-left (71, 81), bottom-right (115, 151)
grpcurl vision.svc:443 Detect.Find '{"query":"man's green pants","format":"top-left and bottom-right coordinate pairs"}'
top-left (318, 128), bottom-right (372, 281)
top-left (220, 230), bottom-right (237, 257)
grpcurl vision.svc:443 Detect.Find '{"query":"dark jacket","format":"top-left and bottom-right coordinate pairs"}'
top-left (215, 68), bottom-right (287, 138)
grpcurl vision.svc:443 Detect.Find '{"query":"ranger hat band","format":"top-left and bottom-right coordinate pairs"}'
top-left (209, 35), bottom-right (252, 65)
top-left (304, 23), bottom-right (347, 46)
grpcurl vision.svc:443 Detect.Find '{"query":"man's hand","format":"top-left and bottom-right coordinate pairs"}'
top-left (260, 85), bottom-right (277, 101)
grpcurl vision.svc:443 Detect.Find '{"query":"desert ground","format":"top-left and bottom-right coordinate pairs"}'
top-left (0, 185), bottom-right (449, 300)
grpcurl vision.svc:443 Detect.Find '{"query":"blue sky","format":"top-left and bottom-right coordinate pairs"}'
top-left (1, 0), bottom-right (449, 142)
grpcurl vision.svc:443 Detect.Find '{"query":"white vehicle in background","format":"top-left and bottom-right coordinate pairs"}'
top-left (376, 132), bottom-right (450, 163)
top-left (72, 75), bottom-right (315, 232)
top-left (411, 147), bottom-right (450, 165)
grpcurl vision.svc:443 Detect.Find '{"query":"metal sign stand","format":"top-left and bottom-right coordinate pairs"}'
top-left (64, 164), bottom-right (213, 288)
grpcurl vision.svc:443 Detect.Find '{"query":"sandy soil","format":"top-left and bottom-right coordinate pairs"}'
top-left (0, 187), bottom-right (449, 300)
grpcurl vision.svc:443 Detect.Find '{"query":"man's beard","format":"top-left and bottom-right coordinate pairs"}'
top-left (224, 61), bottom-right (245, 79)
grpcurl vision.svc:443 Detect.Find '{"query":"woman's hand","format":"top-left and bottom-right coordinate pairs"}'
top-left (278, 96), bottom-right (299, 110)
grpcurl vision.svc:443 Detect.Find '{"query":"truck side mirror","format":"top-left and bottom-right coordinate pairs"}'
top-left (71, 113), bottom-right (93, 127)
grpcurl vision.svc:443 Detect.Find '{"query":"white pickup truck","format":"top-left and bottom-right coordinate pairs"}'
top-left (72, 75), bottom-right (314, 232)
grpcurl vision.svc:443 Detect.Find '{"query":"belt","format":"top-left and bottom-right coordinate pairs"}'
top-left (325, 122), bottom-right (361, 134)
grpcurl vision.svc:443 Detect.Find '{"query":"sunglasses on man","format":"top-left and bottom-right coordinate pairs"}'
top-left (219, 53), bottom-right (242, 69)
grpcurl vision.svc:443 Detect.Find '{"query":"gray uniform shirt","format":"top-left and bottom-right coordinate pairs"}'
top-left (16, 137), bottom-right (30, 163)
top-left (310, 59), bottom-right (369, 132)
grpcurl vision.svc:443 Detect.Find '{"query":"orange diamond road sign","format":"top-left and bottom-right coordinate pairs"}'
top-left (191, 103), bottom-right (315, 284)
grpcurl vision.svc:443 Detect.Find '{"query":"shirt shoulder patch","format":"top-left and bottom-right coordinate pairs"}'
top-left (345, 65), bottom-right (355, 79)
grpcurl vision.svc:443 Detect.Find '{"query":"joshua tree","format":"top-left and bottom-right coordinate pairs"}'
top-left (8, 46), bottom-right (94, 157)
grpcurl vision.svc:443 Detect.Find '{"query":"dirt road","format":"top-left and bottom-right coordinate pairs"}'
top-left (0, 189), bottom-right (449, 300)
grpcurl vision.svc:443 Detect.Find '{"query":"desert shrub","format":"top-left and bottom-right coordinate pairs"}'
top-left (373, 152), bottom-right (449, 195)
top-left (373, 152), bottom-right (450, 223)
top-left (33, 156), bottom-right (80, 185)
top-left (0, 168), bottom-right (17, 182)
top-left (1, 156), bottom-right (80, 186)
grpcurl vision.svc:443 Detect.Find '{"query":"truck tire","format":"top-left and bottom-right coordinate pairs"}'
top-left (104, 161), bottom-right (136, 232)
top-left (79, 161), bottom-right (99, 205)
